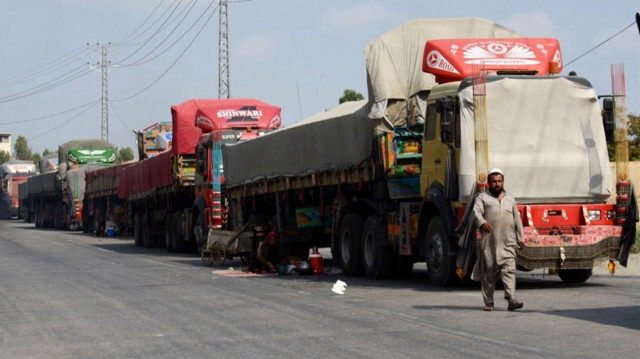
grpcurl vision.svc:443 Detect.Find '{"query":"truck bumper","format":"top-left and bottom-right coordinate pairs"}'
top-left (517, 226), bottom-right (623, 270)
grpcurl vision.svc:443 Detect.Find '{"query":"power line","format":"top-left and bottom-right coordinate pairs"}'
top-left (115, 0), bottom-right (171, 46)
top-left (565, 21), bottom-right (636, 67)
top-left (0, 99), bottom-right (100, 125)
top-left (112, 0), bottom-right (187, 65)
top-left (0, 44), bottom-right (90, 86)
top-left (113, 1), bottom-right (219, 102)
top-left (108, 100), bottom-right (133, 133)
top-left (28, 100), bottom-right (100, 141)
top-left (116, 0), bottom-right (202, 67)
top-left (0, 65), bottom-right (94, 104)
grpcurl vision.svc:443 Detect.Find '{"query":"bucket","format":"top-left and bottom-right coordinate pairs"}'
top-left (309, 252), bottom-right (323, 275)
top-left (107, 229), bottom-right (115, 237)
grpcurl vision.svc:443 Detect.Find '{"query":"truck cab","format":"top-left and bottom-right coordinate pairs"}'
top-left (417, 38), bottom-right (626, 285)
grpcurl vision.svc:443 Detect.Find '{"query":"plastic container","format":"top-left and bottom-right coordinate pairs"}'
top-left (107, 229), bottom-right (115, 237)
top-left (309, 252), bottom-right (323, 275)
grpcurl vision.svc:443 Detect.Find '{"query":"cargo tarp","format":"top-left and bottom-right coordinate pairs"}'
top-left (26, 171), bottom-right (59, 197)
top-left (364, 18), bottom-right (521, 132)
top-left (66, 165), bottom-right (104, 203)
top-left (223, 100), bottom-right (372, 187)
top-left (85, 162), bottom-right (135, 198)
top-left (458, 76), bottom-right (612, 204)
top-left (119, 150), bottom-right (173, 199)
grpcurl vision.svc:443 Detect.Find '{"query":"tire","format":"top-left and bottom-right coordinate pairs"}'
top-left (142, 213), bottom-right (152, 248)
top-left (165, 212), bottom-right (175, 252)
top-left (425, 216), bottom-right (457, 287)
top-left (210, 240), bottom-right (227, 267)
top-left (338, 213), bottom-right (365, 276)
top-left (558, 269), bottom-right (592, 283)
top-left (172, 213), bottom-right (188, 253)
top-left (194, 213), bottom-right (206, 254)
top-left (362, 216), bottom-right (394, 279)
top-left (133, 212), bottom-right (143, 246)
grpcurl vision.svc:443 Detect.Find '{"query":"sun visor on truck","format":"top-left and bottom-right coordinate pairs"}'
top-left (171, 99), bottom-right (282, 155)
top-left (422, 38), bottom-right (562, 83)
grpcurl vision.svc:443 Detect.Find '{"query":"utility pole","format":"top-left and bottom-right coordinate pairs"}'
top-left (101, 44), bottom-right (109, 142)
top-left (218, 0), bottom-right (230, 99)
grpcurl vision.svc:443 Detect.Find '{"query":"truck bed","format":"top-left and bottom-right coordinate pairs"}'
top-left (27, 171), bottom-right (59, 197)
top-left (118, 150), bottom-right (194, 200)
top-left (85, 163), bottom-right (133, 199)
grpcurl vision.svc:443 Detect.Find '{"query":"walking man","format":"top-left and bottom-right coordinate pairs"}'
top-left (471, 168), bottom-right (525, 311)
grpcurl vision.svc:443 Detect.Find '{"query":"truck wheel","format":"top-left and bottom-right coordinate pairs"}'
top-left (142, 213), bottom-right (152, 248)
top-left (362, 216), bottom-right (394, 279)
top-left (165, 212), bottom-right (175, 252)
top-left (338, 214), bottom-right (365, 276)
top-left (194, 214), bottom-right (206, 254)
top-left (558, 269), bottom-right (592, 283)
top-left (172, 213), bottom-right (188, 253)
top-left (425, 216), bottom-right (457, 287)
top-left (133, 213), bottom-right (143, 246)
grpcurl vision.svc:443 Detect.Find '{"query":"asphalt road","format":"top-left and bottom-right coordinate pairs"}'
top-left (0, 220), bottom-right (638, 359)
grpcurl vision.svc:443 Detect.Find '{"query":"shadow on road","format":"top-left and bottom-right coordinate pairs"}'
top-left (545, 305), bottom-right (640, 330)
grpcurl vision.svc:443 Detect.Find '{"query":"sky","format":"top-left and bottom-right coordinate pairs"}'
top-left (1, 0), bottom-right (639, 155)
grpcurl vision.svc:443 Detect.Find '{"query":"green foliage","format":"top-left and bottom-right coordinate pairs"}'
top-left (0, 150), bottom-right (10, 165)
top-left (13, 136), bottom-right (32, 161)
top-left (30, 153), bottom-right (40, 169)
top-left (339, 89), bottom-right (364, 104)
top-left (117, 147), bottom-right (134, 163)
top-left (607, 113), bottom-right (640, 161)
top-left (42, 149), bottom-right (51, 156)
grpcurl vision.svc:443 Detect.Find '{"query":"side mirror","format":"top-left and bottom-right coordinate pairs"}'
top-left (437, 97), bottom-right (454, 144)
top-left (195, 144), bottom-right (207, 174)
top-left (602, 98), bottom-right (615, 143)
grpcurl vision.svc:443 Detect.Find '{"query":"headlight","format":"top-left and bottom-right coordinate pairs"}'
top-left (588, 210), bottom-right (601, 221)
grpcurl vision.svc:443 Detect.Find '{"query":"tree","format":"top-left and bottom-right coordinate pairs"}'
top-left (117, 147), bottom-right (134, 163)
top-left (42, 148), bottom-right (51, 156)
top-left (607, 114), bottom-right (640, 161)
top-left (30, 152), bottom-right (41, 169)
top-left (339, 89), bottom-right (364, 104)
top-left (13, 136), bottom-right (32, 161)
top-left (0, 151), bottom-right (10, 165)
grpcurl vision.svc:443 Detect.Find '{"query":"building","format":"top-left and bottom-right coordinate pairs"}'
top-left (0, 133), bottom-right (11, 157)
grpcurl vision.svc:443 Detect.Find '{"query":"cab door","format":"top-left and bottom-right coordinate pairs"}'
top-left (420, 102), bottom-right (450, 195)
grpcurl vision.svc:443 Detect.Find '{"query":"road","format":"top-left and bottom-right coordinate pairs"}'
top-left (0, 220), bottom-right (638, 359)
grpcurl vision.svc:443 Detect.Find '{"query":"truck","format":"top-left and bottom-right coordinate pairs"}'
top-left (23, 139), bottom-right (117, 229)
top-left (82, 121), bottom-right (173, 236)
top-left (217, 18), bottom-right (637, 285)
top-left (106, 98), bottom-right (280, 251)
top-left (0, 160), bottom-right (37, 219)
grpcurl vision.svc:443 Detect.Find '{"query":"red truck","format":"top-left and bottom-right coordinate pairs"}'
top-left (84, 98), bottom-right (281, 253)
top-left (216, 19), bottom-right (636, 284)
top-left (0, 161), bottom-right (37, 219)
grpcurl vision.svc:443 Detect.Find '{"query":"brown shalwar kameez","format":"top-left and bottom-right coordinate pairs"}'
top-left (471, 191), bottom-right (524, 307)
